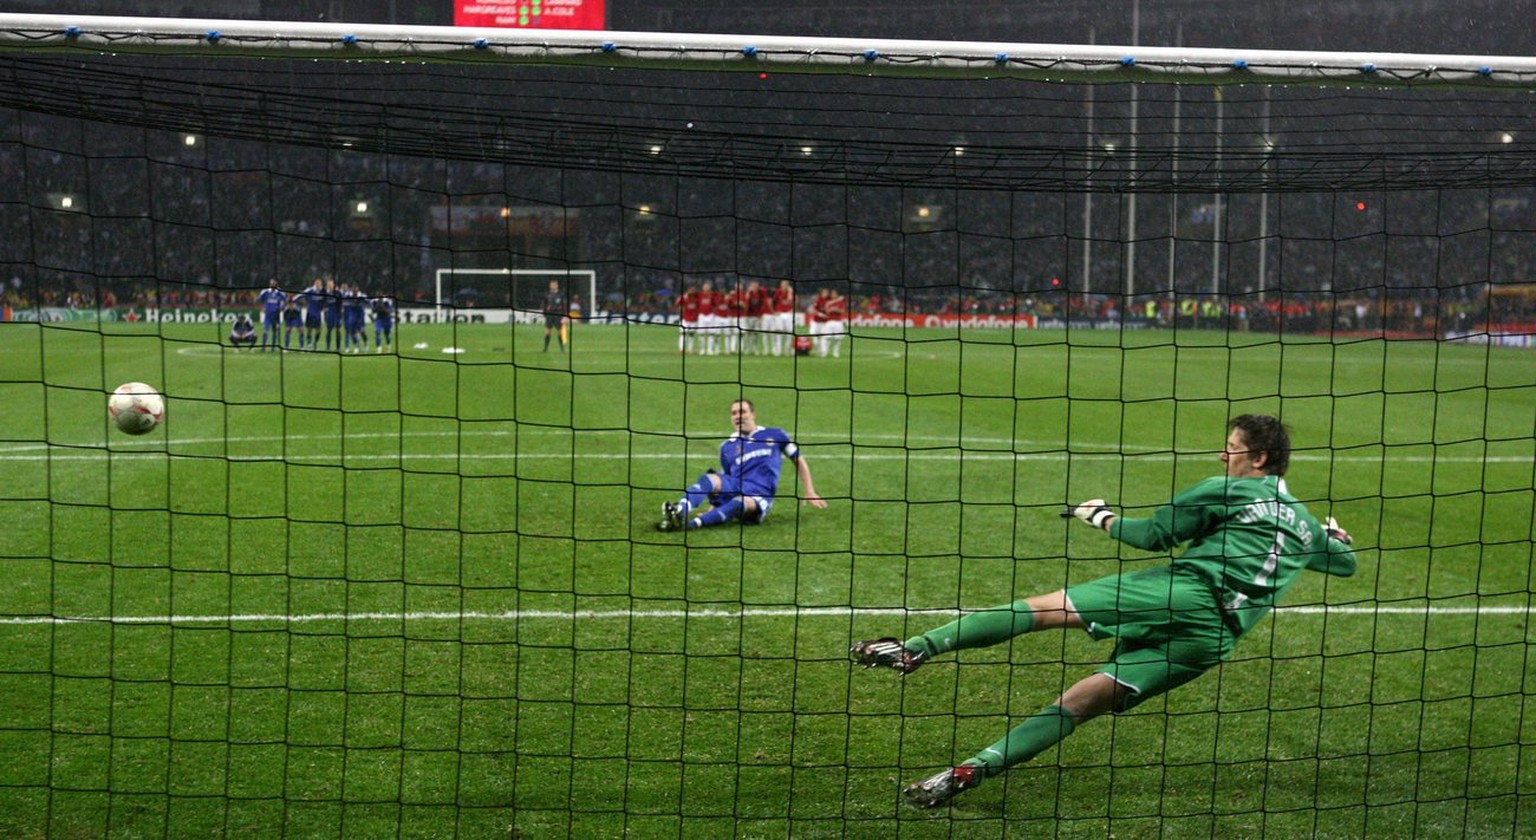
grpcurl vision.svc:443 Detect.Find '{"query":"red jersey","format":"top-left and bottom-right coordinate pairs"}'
top-left (679, 289), bottom-right (700, 323)
top-left (747, 287), bottom-right (770, 318)
top-left (723, 288), bottom-right (746, 318)
top-left (825, 293), bottom-right (848, 321)
top-left (698, 289), bottom-right (718, 318)
top-left (774, 285), bottom-right (795, 314)
top-left (810, 293), bottom-right (830, 323)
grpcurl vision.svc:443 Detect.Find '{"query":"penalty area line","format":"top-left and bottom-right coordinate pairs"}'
top-left (1, 604), bottom-right (1529, 626)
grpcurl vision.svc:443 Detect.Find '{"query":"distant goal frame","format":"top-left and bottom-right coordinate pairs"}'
top-left (433, 268), bottom-right (598, 321)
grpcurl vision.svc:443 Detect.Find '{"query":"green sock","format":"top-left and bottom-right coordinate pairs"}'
top-left (972, 705), bottom-right (1078, 776)
top-left (905, 599), bottom-right (1036, 657)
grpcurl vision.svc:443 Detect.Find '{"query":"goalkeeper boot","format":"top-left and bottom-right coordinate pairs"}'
top-left (849, 638), bottom-right (927, 674)
top-left (902, 763), bottom-right (982, 808)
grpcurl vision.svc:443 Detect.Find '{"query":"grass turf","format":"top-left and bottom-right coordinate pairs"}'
top-left (1, 319), bottom-right (1533, 838)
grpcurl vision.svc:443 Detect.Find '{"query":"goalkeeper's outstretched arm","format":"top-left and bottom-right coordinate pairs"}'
top-left (1064, 499), bottom-right (1115, 530)
top-left (1063, 493), bottom-right (1212, 554)
top-left (1308, 516), bottom-right (1359, 577)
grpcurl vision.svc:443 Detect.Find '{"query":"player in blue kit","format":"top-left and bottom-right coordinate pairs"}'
top-left (300, 277), bottom-right (326, 350)
top-left (256, 277), bottom-right (287, 352)
top-left (228, 313), bottom-right (257, 350)
top-left (658, 398), bottom-right (826, 531)
top-left (342, 283), bottom-right (368, 353)
top-left (321, 278), bottom-right (343, 351)
top-left (281, 297), bottom-right (303, 348)
top-left (372, 294), bottom-right (395, 353)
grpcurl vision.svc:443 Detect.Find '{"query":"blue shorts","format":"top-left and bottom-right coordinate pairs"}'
top-left (711, 474), bottom-right (774, 523)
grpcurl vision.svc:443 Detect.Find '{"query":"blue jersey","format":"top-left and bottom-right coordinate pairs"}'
top-left (303, 286), bottom-right (326, 323)
top-left (343, 290), bottom-right (367, 327)
top-left (258, 287), bottom-right (287, 317)
top-left (719, 426), bottom-right (800, 497)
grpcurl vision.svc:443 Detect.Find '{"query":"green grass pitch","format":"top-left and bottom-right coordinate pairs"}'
top-left (1, 319), bottom-right (1532, 838)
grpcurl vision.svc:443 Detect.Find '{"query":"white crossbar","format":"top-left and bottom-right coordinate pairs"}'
top-left (1, 12), bottom-right (1534, 87)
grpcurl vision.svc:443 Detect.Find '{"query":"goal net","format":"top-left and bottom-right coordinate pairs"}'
top-left (0, 15), bottom-right (1532, 838)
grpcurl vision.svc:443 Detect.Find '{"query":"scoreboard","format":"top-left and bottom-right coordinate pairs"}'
top-left (455, 0), bottom-right (605, 29)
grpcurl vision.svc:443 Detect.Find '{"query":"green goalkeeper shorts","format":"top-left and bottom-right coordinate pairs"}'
top-left (1065, 566), bottom-right (1237, 711)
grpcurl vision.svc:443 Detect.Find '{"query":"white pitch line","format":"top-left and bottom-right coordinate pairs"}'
top-left (1, 448), bottom-right (1529, 465)
top-left (9, 429), bottom-right (1041, 454)
top-left (5, 428), bottom-right (1529, 458)
top-left (1, 604), bottom-right (1528, 626)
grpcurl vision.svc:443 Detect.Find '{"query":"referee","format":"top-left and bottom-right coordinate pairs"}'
top-left (541, 280), bottom-right (566, 353)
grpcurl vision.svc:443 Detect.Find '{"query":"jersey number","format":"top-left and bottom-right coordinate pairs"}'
top-left (1224, 532), bottom-right (1285, 614)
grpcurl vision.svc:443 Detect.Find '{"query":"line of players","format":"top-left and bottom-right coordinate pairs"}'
top-left (676, 280), bottom-right (847, 358)
top-left (231, 277), bottom-right (396, 353)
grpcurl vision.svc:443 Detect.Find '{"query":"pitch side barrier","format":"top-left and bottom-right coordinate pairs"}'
top-left (360, 311), bottom-right (1532, 343)
top-left (9, 308), bottom-right (1526, 343)
top-left (393, 310), bottom-right (1054, 328)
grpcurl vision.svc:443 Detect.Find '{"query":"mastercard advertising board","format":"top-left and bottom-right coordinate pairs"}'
top-left (456, 0), bottom-right (606, 30)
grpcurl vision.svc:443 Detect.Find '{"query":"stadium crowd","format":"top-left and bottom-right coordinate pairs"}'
top-left (4, 78), bottom-right (1534, 341)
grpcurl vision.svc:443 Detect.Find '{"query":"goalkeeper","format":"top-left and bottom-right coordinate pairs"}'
top-left (851, 414), bottom-right (1358, 808)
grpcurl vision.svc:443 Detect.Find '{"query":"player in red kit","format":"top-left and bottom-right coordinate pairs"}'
top-left (823, 287), bottom-right (848, 358)
top-left (744, 279), bottom-right (770, 355)
top-left (698, 280), bottom-right (721, 355)
top-left (677, 285), bottom-right (701, 354)
top-left (768, 279), bottom-right (796, 356)
top-left (809, 288), bottom-right (831, 357)
top-left (722, 280), bottom-right (747, 355)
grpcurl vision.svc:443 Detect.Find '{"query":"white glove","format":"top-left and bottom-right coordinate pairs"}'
top-left (1071, 499), bottom-right (1116, 530)
top-left (1325, 516), bottom-right (1352, 545)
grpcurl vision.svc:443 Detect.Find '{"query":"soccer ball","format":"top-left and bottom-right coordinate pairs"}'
top-left (108, 382), bottom-right (165, 435)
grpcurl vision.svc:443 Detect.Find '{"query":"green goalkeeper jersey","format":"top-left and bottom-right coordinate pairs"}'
top-left (1108, 474), bottom-right (1357, 637)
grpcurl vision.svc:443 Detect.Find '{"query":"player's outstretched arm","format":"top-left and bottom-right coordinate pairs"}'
top-left (1062, 499), bottom-right (1115, 530)
top-left (794, 455), bottom-right (827, 508)
top-left (1324, 515), bottom-right (1351, 545)
top-left (1309, 515), bottom-right (1359, 577)
top-left (1063, 497), bottom-right (1185, 553)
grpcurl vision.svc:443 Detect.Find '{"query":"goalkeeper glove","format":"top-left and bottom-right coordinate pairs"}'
top-left (1324, 516), bottom-right (1352, 545)
top-left (1070, 499), bottom-right (1116, 530)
